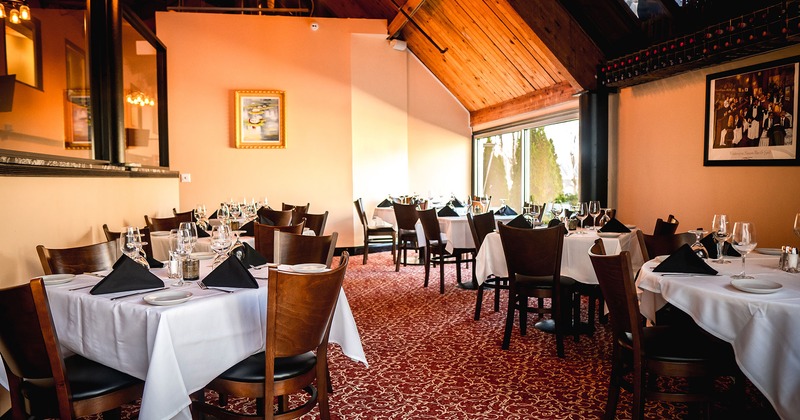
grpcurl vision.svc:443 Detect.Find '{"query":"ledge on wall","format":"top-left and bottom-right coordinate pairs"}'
top-left (0, 150), bottom-right (178, 178)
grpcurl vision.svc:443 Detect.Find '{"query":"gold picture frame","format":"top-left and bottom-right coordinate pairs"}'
top-left (64, 91), bottom-right (92, 150)
top-left (233, 90), bottom-right (285, 149)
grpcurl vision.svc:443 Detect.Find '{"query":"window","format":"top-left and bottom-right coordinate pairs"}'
top-left (473, 116), bottom-right (580, 212)
top-left (5, 18), bottom-right (42, 89)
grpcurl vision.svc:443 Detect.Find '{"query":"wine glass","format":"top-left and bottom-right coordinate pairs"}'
top-left (218, 203), bottom-right (230, 224)
top-left (210, 224), bottom-right (232, 267)
top-left (121, 226), bottom-right (148, 267)
top-left (588, 201), bottom-right (601, 230)
top-left (550, 202), bottom-right (562, 222)
top-left (530, 204), bottom-right (541, 225)
top-left (171, 228), bottom-right (192, 287)
top-left (731, 222), bottom-right (757, 279)
top-left (230, 202), bottom-right (242, 220)
top-left (711, 214), bottom-right (731, 264)
top-left (794, 213), bottom-right (800, 241)
top-left (179, 222), bottom-right (198, 250)
top-left (575, 202), bottom-right (589, 232)
top-left (523, 204), bottom-right (533, 226)
top-left (688, 228), bottom-right (710, 259)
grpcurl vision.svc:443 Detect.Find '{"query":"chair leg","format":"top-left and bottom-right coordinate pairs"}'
top-left (439, 254), bottom-right (445, 294)
top-left (363, 237), bottom-right (369, 264)
top-left (474, 283), bottom-right (485, 320)
top-left (603, 346), bottom-right (623, 420)
top-left (502, 294), bottom-right (516, 350)
top-left (494, 281), bottom-right (501, 312)
top-left (101, 408), bottom-right (122, 420)
top-left (423, 247), bottom-right (431, 288)
top-left (455, 253), bottom-right (462, 284)
top-left (519, 296), bottom-right (528, 336)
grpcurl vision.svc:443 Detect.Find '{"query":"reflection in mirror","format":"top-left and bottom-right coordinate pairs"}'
top-left (122, 15), bottom-right (160, 167)
top-left (0, 8), bottom-right (92, 159)
top-left (5, 19), bottom-right (41, 89)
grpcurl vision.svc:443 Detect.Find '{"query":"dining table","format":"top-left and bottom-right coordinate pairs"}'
top-left (637, 250), bottom-right (799, 420)
top-left (149, 233), bottom-right (257, 261)
top-left (474, 228), bottom-right (645, 286)
top-left (0, 260), bottom-right (367, 420)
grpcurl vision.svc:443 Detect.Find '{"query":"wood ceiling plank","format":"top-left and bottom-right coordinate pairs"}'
top-left (388, 0), bottom-right (426, 38)
top-left (469, 82), bottom-right (577, 126)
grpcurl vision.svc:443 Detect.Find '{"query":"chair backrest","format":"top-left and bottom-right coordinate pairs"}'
top-left (637, 230), bottom-right (695, 261)
top-left (254, 222), bottom-right (305, 263)
top-left (588, 249), bottom-right (643, 351)
top-left (354, 198), bottom-right (370, 229)
top-left (257, 207), bottom-right (294, 226)
top-left (172, 208), bottom-right (195, 223)
top-left (274, 231), bottom-right (338, 267)
top-left (653, 216), bottom-right (679, 235)
top-left (467, 211), bottom-right (496, 252)
top-left (303, 211), bottom-right (328, 236)
top-left (392, 202), bottom-right (419, 231)
top-left (144, 215), bottom-right (181, 232)
top-left (36, 241), bottom-right (118, 275)
top-left (497, 223), bottom-right (564, 287)
top-left (102, 223), bottom-right (120, 241)
top-left (0, 278), bottom-right (74, 418)
top-left (417, 208), bottom-right (442, 244)
top-left (282, 202), bottom-right (309, 225)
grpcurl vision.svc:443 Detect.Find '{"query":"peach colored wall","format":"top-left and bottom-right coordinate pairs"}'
top-left (157, 13), bottom-right (471, 247)
top-left (615, 46), bottom-right (800, 247)
top-left (0, 177), bottom-right (179, 286)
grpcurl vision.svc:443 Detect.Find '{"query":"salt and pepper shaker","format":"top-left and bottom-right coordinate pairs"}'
top-left (789, 248), bottom-right (799, 271)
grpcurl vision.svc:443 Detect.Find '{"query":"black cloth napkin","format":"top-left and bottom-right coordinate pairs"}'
top-left (495, 205), bottom-right (517, 216)
top-left (451, 197), bottom-right (464, 207)
top-left (700, 233), bottom-right (741, 258)
top-left (599, 217), bottom-right (631, 233)
top-left (202, 255), bottom-right (259, 288)
top-left (90, 255), bottom-right (164, 295)
top-left (196, 227), bottom-right (210, 238)
top-left (229, 242), bottom-right (267, 268)
top-left (259, 215), bottom-right (276, 226)
top-left (653, 244), bottom-right (718, 275)
top-left (547, 219), bottom-right (569, 235)
top-left (377, 198), bottom-right (392, 207)
top-left (438, 206), bottom-right (458, 217)
top-left (146, 255), bottom-right (164, 269)
top-left (239, 219), bottom-right (255, 236)
top-left (208, 209), bottom-right (218, 219)
top-left (505, 215), bottom-right (532, 229)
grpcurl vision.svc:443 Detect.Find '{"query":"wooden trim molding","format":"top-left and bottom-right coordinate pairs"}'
top-left (0, 150), bottom-right (177, 178)
top-left (469, 82), bottom-right (578, 127)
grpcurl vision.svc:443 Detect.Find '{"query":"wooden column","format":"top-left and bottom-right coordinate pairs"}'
top-left (579, 91), bottom-right (609, 205)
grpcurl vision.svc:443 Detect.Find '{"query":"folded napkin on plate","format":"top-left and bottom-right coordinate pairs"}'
top-left (202, 255), bottom-right (259, 288)
top-left (700, 233), bottom-right (741, 258)
top-left (653, 244), bottom-right (718, 275)
top-left (505, 215), bottom-right (532, 229)
top-left (599, 217), bottom-right (631, 233)
top-left (438, 206), bottom-right (458, 217)
top-left (229, 242), bottom-right (267, 268)
top-left (90, 255), bottom-right (164, 295)
top-left (259, 215), bottom-right (276, 226)
top-left (196, 227), bottom-right (210, 238)
top-left (377, 198), bottom-right (392, 208)
top-left (239, 219), bottom-right (255, 236)
top-left (146, 255), bottom-right (164, 269)
top-left (495, 205), bottom-right (517, 216)
top-left (451, 197), bottom-right (464, 207)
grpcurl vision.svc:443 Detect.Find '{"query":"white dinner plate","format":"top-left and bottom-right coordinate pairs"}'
top-left (653, 255), bottom-right (670, 263)
top-left (597, 232), bottom-right (622, 238)
top-left (730, 279), bottom-right (783, 294)
top-left (625, 224), bottom-right (637, 229)
top-left (151, 231), bottom-right (171, 237)
top-left (755, 248), bottom-right (782, 255)
top-left (190, 252), bottom-right (215, 260)
top-left (143, 290), bottom-right (193, 306)
top-left (291, 263), bottom-right (328, 273)
top-left (40, 274), bottom-right (76, 285)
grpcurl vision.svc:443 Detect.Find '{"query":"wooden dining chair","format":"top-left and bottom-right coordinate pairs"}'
top-left (497, 223), bottom-right (577, 356)
top-left (172, 208), bottom-right (195, 223)
top-left (0, 278), bottom-right (144, 419)
top-left (257, 207), bottom-right (294, 226)
top-left (191, 253), bottom-right (349, 419)
top-left (588, 244), bottom-right (742, 419)
top-left (274, 231), bottom-right (338, 267)
top-left (303, 211), bottom-right (329, 236)
top-left (144, 214), bottom-right (181, 232)
top-left (469, 212), bottom-right (508, 320)
top-left (354, 198), bottom-right (396, 264)
top-left (653, 214), bottom-right (679, 235)
top-left (282, 202), bottom-right (309, 225)
top-left (417, 209), bottom-right (473, 294)
top-left (36, 241), bottom-right (118, 275)
top-left (636, 230), bottom-right (695, 262)
top-left (392, 202), bottom-right (424, 272)
top-left (254, 221), bottom-right (305, 264)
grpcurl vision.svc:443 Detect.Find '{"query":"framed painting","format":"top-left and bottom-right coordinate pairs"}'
top-left (704, 56), bottom-right (800, 166)
top-left (64, 91), bottom-right (92, 149)
top-left (233, 90), bottom-right (285, 149)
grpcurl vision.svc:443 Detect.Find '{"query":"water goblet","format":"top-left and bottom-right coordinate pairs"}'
top-left (731, 222), bottom-right (757, 279)
top-left (688, 228), bottom-right (710, 259)
top-left (550, 202), bottom-right (562, 223)
top-left (172, 228), bottom-right (192, 287)
top-left (523, 205), bottom-right (533, 226)
top-left (530, 204), bottom-right (541, 225)
top-left (794, 213), bottom-right (800, 241)
top-left (210, 224), bottom-right (232, 267)
top-left (121, 226), bottom-right (148, 267)
top-left (575, 202), bottom-right (589, 232)
top-left (179, 222), bottom-right (198, 250)
top-left (712, 214), bottom-right (731, 264)
top-left (588, 201), bottom-right (601, 230)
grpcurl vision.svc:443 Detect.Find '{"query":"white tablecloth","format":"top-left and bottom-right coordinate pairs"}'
top-left (637, 252), bottom-right (799, 420)
top-left (150, 234), bottom-right (256, 261)
top-left (1, 261), bottom-right (366, 420)
top-left (474, 229), bottom-right (644, 285)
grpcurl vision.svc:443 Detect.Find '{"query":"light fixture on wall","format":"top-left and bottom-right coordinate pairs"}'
top-left (126, 91), bottom-right (155, 107)
top-left (0, 1), bottom-right (32, 25)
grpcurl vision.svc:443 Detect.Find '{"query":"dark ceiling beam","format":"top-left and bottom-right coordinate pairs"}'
top-left (469, 82), bottom-right (577, 126)
top-left (387, 0), bottom-right (425, 39)
top-left (315, 0), bottom-right (372, 18)
top-left (507, 0), bottom-right (604, 91)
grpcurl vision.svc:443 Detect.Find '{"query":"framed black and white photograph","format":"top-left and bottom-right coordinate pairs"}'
top-left (704, 57), bottom-right (799, 166)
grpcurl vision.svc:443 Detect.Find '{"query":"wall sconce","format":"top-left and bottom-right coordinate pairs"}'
top-left (126, 91), bottom-right (155, 107)
top-left (0, 1), bottom-right (32, 25)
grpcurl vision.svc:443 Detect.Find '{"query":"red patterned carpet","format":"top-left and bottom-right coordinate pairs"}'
top-left (87, 251), bottom-right (777, 419)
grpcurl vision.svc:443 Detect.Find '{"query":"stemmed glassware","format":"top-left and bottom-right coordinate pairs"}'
top-left (688, 228), bottom-right (710, 259)
top-left (550, 202), bottom-right (562, 223)
top-left (794, 213), bottom-right (800, 241)
top-left (210, 224), bottom-right (233, 267)
top-left (121, 226), bottom-right (148, 267)
top-left (711, 214), bottom-right (731, 264)
top-left (575, 202), bottom-right (589, 232)
top-left (523, 204), bottom-right (533, 226)
top-left (171, 227), bottom-right (192, 287)
top-left (194, 204), bottom-right (207, 229)
top-left (530, 204), bottom-right (541, 226)
top-left (588, 201), bottom-right (601, 230)
top-left (731, 222), bottom-right (757, 279)
top-left (179, 222), bottom-right (198, 251)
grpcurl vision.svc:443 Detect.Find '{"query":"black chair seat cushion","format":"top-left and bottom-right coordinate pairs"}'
top-left (22, 355), bottom-right (142, 402)
top-left (398, 228), bottom-right (416, 237)
top-left (367, 226), bottom-right (395, 235)
top-left (219, 351), bottom-right (316, 383)
top-left (622, 326), bottom-right (732, 363)
top-left (515, 274), bottom-right (576, 291)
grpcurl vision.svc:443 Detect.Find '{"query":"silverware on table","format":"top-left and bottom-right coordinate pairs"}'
top-left (110, 287), bottom-right (167, 300)
top-left (82, 272), bottom-right (106, 278)
top-left (69, 284), bottom-right (97, 291)
top-left (198, 281), bottom-right (234, 293)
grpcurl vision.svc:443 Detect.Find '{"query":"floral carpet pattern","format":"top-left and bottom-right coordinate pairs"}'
top-left (89, 251), bottom-right (776, 419)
